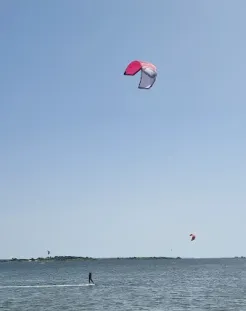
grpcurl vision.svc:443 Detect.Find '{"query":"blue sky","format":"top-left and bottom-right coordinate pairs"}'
top-left (1, 0), bottom-right (246, 259)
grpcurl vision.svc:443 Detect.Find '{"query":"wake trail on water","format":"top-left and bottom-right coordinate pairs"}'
top-left (0, 284), bottom-right (95, 289)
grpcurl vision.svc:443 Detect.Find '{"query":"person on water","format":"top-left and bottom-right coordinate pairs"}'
top-left (89, 272), bottom-right (94, 284)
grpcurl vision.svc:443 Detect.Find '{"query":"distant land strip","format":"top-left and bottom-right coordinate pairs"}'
top-left (0, 256), bottom-right (182, 262)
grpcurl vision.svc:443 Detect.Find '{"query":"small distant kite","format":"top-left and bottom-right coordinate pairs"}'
top-left (190, 234), bottom-right (196, 241)
top-left (124, 60), bottom-right (157, 89)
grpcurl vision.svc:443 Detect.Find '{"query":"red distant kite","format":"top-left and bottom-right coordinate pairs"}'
top-left (190, 234), bottom-right (196, 241)
top-left (124, 60), bottom-right (157, 89)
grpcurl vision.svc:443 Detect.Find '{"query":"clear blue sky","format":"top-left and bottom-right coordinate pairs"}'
top-left (1, 0), bottom-right (246, 259)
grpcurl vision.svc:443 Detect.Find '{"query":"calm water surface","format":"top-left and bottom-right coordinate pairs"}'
top-left (0, 258), bottom-right (246, 310)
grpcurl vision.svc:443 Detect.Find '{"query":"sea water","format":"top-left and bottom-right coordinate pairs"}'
top-left (0, 258), bottom-right (246, 310)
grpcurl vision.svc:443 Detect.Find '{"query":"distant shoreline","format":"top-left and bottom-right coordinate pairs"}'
top-left (0, 256), bottom-right (182, 262)
top-left (0, 256), bottom-right (245, 263)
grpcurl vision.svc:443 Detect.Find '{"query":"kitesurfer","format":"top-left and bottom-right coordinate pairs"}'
top-left (89, 272), bottom-right (94, 284)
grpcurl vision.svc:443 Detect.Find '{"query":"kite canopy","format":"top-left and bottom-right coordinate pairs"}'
top-left (124, 60), bottom-right (157, 89)
top-left (190, 233), bottom-right (196, 241)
